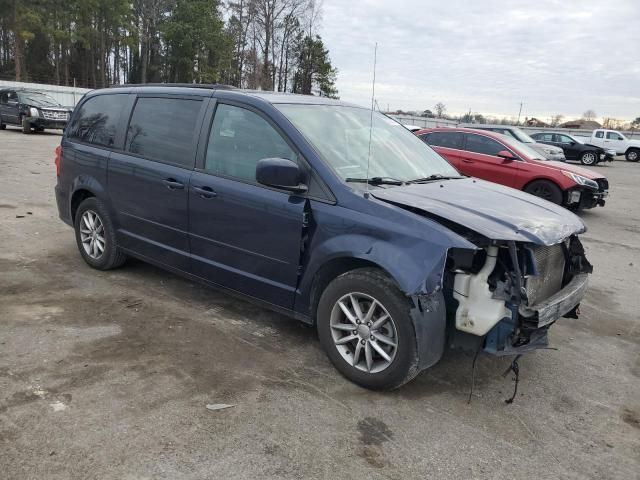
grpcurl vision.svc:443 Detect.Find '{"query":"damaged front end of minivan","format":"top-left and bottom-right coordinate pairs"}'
top-left (444, 235), bottom-right (592, 357)
top-left (370, 180), bottom-right (593, 369)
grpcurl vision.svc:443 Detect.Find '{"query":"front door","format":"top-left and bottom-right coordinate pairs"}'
top-left (108, 95), bottom-right (206, 271)
top-left (459, 133), bottom-right (518, 187)
top-left (189, 102), bottom-right (306, 309)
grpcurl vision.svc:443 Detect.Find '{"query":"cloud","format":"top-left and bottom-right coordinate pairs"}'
top-left (320, 0), bottom-right (640, 120)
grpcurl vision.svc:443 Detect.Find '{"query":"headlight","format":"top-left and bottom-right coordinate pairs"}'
top-left (29, 107), bottom-right (39, 117)
top-left (562, 171), bottom-right (599, 189)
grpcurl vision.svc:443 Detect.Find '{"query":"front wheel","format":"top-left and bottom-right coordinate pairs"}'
top-left (580, 151), bottom-right (598, 166)
top-left (317, 268), bottom-right (419, 390)
top-left (74, 197), bottom-right (127, 270)
top-left (626, 149), bottom-right (639, 162)
top-left (21, 117), bottom-right (32, 134)
top-left (524, 180), bottom-right (563, 205)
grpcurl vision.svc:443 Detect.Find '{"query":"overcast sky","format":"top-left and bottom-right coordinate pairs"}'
top-left (320, 0), bottom-right (640, 121)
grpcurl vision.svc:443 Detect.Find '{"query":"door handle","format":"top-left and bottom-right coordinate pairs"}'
top-left (462, 158), bottom-right (474, 163)
top-left (163, 178), bottom-right (185, 190)
top-left (192, 185), bottom-right (217, 199)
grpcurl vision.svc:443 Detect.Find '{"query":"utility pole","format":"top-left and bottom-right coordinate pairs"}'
top-left (517, 101), bottom-right (523, 125)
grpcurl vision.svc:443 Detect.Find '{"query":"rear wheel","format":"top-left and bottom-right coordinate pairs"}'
top-left (74, 197), bottom-right (127, 270)
top-left (626, 149), bottom-right (639, 162)
top-left (21, 117), bottom-right (31, 134)
top-left (524, 180), bottom-right (563, 205)
top-left (580, 151), bottom-right (597, 166)
top-left (317, 268), bottom-right (419, 390)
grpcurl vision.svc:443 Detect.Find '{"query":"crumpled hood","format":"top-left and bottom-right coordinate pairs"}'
top-left (372, 178), bottom-right (585, 246)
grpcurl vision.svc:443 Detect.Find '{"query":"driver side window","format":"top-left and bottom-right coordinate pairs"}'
top-left (205, 104), bottom-right (297, 182)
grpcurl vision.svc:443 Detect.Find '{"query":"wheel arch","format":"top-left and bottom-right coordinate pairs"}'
top-left (308, 256), bottom-right (400, 325)
top-left (522, 176), bottom-right (566, 193)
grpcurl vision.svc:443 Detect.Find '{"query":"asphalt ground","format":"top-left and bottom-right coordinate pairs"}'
top-left (1, 127), bottom-right (638, 479)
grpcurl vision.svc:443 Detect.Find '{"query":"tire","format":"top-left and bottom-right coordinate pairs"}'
top-left (626, 149), bottom-right (639, 162)
top-left (21, 117), bottom-right (31, 134)
top-left (524, 180), bottom-right (563, 205)
top-left (35, 126), bottom-right (45, 133)
top-left (0, 115), bottom-right (5, 130)
top-left (580, 151), bottom-right (598, 166)
top-left (317, 267), bottom-right (419, 390)
top-left (74, 197), bottom-right (127, 270)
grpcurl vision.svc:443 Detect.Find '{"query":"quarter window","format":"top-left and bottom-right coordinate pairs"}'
top-left (595, 131), bottom-right (604, 138)
top-left (204, 103), bottom-right (297, 182)
top-left (67, 94), bottom-right (129, 147)
top-left (126, 97), bottom-right (203, 167)
top-left (464, 134), bottom-right (505, 156)
top-left (422, 132), bottom-right (464, 149)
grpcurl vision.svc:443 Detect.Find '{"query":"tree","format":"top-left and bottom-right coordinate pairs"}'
top-left (632, 117), bottom-right (640, 128)
top-left (434, 102), bottom-right (446, 118)
top-left (421, 109), bottom-right (434, 118)
top-left (583, 110), bottom-right (597, 121)
top-left (291, 34), bottom-right (337, 98)
top-left (550, 114), bottom-right (564, 127)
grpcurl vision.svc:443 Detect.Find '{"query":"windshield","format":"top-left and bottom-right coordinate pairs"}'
top-left (276, 104), bottom-right (460, 183)
top-left (498, 134), bottom-right (548, 161)
top-left (510, 127), bottom-right (536, 144)
top-left (18, 92), bottom-right (61, 107)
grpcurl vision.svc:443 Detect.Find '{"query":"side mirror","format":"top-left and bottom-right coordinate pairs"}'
top-left (256, 158), bottom-right (307, 193)
top-left (496, 150), bottom-right (516, 160)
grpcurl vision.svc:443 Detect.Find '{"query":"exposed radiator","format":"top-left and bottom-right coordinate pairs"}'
top-left (526, 243), bottom-right (565, 306)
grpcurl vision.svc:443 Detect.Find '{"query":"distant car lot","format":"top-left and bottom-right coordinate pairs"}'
top-left (1, 131), bottom-right (639, 479)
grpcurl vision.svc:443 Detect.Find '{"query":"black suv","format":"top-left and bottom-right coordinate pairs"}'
top-left (0, 88), bottom-right (71, 133)
top-left (54, 84), bottom-right (593, 390)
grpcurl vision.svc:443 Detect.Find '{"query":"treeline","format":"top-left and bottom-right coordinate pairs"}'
top-left (0, 0), bottom-right (338, 97)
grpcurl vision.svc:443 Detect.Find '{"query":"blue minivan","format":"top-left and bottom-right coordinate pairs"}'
top-left (55, 85), bottom-right (592, 389)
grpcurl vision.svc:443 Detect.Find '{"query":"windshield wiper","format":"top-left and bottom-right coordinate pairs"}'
top-left (407, 174), bottom-right (462, 183)
top-left (345, 176), bottom-right (405, 186)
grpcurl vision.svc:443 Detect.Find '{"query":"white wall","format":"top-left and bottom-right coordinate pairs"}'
top-left (0, 80), bottom-right (91, 107)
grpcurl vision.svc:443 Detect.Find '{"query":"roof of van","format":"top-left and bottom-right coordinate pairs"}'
top-left (106, 83), bottom-right (360, 108)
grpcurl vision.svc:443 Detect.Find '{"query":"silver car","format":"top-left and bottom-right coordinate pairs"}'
top-left (458, 124), bottom-right (566, 161)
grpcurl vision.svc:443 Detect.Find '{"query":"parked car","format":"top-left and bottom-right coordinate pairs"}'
top-left (458, 123), bottom-right (566, 161)
top-left (587, 129), bottom-right (640, 162)
top-left (55, 85), bottom-right (593, 390)
top-left (0, 88), bottom-right (72, 133)
top-left (530, 132), bottom-right (613, 166)
top-left (417, 127), bottom-right (608, 209)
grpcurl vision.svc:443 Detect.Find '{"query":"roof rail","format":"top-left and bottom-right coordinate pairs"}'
top-left (109, 83), bottom-right (236, 90)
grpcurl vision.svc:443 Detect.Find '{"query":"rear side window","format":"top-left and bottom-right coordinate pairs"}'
top-left (422, 132), bottom-right (464, 149)
top-left (204, 103), bottom-right (297, 182)
top-left (464, 134), bottom-right (505, 156)
top-left (539, 133), bottom-right (554, 142)
top-left (67, 94), bottom-right (129, 147)
top-left (595, 131), bottom-right (604, 138)
top-left (126, 97), bottom-right (203, 167)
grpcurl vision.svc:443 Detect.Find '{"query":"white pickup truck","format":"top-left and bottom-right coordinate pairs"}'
top-left (588, 129), bottom-right (640, 162)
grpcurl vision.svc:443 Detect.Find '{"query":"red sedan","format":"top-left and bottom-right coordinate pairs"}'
top-left (416, 128), bottom-right (608, 209)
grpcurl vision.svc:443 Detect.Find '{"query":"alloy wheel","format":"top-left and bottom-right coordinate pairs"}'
top-left (582, 152), bottom-right (596, 165)
top-left (329, 292), bottom-right (398, 373)
top-left (79, 210), bottom-right (106, 259)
